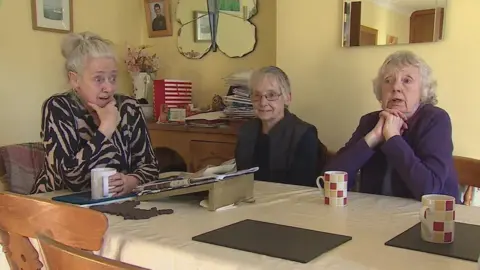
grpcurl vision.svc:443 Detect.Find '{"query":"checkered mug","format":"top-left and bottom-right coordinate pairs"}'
top-left (316, 171), bottom-right (348, 207)
top-left (420, 194), bottom-right (456, 244)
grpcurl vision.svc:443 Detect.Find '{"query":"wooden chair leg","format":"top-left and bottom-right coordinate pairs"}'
top-left (464, 186), bottom-right (473, 206)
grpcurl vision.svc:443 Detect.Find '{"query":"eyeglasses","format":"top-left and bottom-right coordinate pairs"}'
top-left (251, 92), bottom-right (282, 102)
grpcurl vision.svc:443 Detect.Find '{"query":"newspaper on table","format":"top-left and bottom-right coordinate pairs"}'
top-left (134, 160), bottom-right (258, 196)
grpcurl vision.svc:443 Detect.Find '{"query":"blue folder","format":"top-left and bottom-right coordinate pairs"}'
top-left (52, 191), bottom-right (136, 205)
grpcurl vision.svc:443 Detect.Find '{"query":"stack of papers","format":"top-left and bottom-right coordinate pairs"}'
top-left (222, 70), bottom-right (255, 119)
top-left (184, 111), bottom-right (229, 127)
top-left (223, 70), bottom-right (253, 87)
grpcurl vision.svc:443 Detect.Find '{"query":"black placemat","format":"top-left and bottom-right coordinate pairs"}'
top-left (385, 222), bottom-right (480, 262)
top-left (192, 219), bottom-right (352, 263)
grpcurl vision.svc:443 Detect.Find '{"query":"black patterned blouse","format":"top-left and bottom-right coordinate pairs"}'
top-left (31, 90), bottom-right (158, 193)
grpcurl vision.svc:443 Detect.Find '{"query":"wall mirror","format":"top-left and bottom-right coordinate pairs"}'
top-left (342, 0), bottom-right (448, 47)
top-left (176, 0), bottom-right (257, 59)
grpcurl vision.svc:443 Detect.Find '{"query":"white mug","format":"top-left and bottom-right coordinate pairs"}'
top-left (316, 171), bottom-right (348, 207)
top-left (91, 168), bottom-right (117, 200)
top-left (420, 194), bottom-right (456, 244)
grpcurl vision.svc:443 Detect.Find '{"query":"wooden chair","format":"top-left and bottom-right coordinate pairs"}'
top-left (0, 192), bottom-right (108, 270)
top-left (0, 149), bottom-right (9, 192)
top-left (453, 156), bottom-right (480, 206)
top-left (38, 234), bottom-right (148, 270)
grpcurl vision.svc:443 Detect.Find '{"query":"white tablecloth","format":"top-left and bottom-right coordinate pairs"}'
top-left (97, 182), bottom-right (479, 270)
top-left (2, 182), bottom-right (479, 270)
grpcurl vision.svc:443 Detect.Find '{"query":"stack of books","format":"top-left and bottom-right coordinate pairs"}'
top-left (222, 71), bottom-right (255, 119)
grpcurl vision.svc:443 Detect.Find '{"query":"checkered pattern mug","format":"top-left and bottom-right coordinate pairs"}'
top-left (420, 194), bottom-right (456, 244)
top-left (316, 171), bottom-right (348, 207)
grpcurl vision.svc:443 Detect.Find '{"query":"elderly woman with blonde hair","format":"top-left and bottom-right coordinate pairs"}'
top-left (324, 51), bottom-right (459, 202)
top-left (31, 31), bottom-right (158, 195)
top-left (235, 66), bottom-right (328, 187)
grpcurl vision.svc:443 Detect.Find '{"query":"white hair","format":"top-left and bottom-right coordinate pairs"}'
top-left (373, 50), bottom-right (438, 105)
top-left (249, 66), bottom-right (291, 96)
top-left (61, 31), bottom-right (116, 75)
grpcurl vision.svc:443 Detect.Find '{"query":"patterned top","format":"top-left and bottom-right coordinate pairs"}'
top-left (31, 90), bottom-right (159, 193)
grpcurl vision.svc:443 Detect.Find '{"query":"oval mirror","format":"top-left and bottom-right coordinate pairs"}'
top-left (342, 0), bottom-right (448, 47)
top-left (176, 0), bottom-right (257, 59)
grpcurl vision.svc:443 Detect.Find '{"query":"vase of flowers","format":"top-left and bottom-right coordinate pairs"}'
top-left (125, 45), bottom-right (160, 103)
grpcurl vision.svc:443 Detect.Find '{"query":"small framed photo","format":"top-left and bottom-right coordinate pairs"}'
top-left (144, 0), bottom-right (173, 38)
top-left (219, 0), bottom-right (241, 12)
top-left (31, 0), bottom-right (73, 33)
top-left (194, 11), bottom-right (211, 42)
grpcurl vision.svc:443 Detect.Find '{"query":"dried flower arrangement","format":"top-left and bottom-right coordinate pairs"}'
top-left (125, 45), bottom-right (160, 74)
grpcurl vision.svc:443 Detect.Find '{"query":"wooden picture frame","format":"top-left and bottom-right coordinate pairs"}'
top-left (144, 0), bottom-right (173, 38)
top-left (194, 11), bottom-right (211, 42)
top-left (31, 0), bottom-right (73, 33)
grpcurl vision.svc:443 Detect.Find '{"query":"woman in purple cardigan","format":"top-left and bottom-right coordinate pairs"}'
top-left (324, 51), bottom-right (459, 202)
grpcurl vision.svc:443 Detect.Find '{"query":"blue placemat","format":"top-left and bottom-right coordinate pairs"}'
top-left (52, 191), bottom-right (136, 206)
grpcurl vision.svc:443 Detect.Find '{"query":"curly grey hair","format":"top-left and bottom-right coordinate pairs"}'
top-left (373, 50), bottom-right (438, 105)
top-left (249, 66), bottom-right (291, 97)
top-left (61, 31), bottom-right (116, 76)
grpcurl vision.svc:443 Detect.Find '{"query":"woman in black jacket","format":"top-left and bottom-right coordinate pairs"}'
top-left (235, 66), bottom-right (327, 187)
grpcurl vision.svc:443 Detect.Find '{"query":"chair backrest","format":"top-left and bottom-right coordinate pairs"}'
top-left (0, 142), bottom-right (45, 194)
top-left (0, 149), bottom-right (8, 192)
top-left (0, 192), bottom-right (108, 270)
top-left (453, 156), bottom-right (480, 206)
top-left (0, 151), bottom-right (6, 178)
top-left (38, 234), bottom-right (148, 270)
top-left (453, 156), bottom-right (480, 188)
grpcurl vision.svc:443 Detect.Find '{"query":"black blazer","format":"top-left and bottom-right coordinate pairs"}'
top-left (235, 110), bottom-right (327, 186)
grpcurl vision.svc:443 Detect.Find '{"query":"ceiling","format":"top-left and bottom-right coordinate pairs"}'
top-left (371, 0), bottom-right (447, 14)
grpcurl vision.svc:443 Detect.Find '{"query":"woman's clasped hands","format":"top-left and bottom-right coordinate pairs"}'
top-left (365, 109), bottom-right (408, 148)
top-left (109, 173), bottom-right (140, 196)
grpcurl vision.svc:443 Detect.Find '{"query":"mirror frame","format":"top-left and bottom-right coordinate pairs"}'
top-left (176, 0), bottom-right (258, 59)
top-left (342, 0), bottom-right (448, 48)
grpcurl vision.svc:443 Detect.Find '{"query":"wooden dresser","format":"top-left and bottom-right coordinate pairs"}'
top-left (147, 123), bottom-right (239, 172)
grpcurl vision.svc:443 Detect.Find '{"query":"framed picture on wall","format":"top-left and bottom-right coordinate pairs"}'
top-left (219, 0), bottom-right (240, 12)
top-left (31, 0), bottom-right (73, 33)
top-left (194, 11), bottom-right (211, 42)
top-left (144, 0), bottom-right (173, 38)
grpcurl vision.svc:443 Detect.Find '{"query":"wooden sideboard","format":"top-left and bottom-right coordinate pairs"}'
top-left (147, 123), bottom-right (239, 172)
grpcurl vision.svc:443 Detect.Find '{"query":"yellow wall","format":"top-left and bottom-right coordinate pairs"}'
top-left (360, 1), bottom-right (410, 45)
top-left (0, 0), bottom-right (276, 146)
top-left (278, 0), bottom-right (480, 159)
top-left (141, 0), bottom-right (276, 106)
top-left (0, 0), bottom-right (143, 146)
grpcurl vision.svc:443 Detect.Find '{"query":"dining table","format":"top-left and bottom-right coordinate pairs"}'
top-left (1, 181), bottom-right (479, 270)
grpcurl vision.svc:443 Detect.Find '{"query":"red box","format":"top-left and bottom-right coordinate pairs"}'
top-left (153, 79), bottom-right (192, 120)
